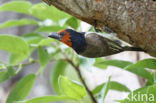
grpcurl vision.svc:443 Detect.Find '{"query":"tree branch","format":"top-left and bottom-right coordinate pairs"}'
top-left (42, 0), bottom-right (156, 57)
top-left (66, 58), bottom-right (97, 103)
top-left (58, 48), bottom-right (97, 103)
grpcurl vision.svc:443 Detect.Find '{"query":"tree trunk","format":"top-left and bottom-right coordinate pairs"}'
top-left (43, 0), bottom-right (156, 57)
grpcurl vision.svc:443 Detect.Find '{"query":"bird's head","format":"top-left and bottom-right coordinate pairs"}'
top-left (48, 29), bottom-right (87, 53)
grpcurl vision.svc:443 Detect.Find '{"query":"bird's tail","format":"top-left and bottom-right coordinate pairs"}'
top-left (123, 46), bottom-right (146, 52)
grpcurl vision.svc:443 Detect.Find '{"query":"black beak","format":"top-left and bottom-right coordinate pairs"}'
top-left (48, 32), bottom-right (61, 40)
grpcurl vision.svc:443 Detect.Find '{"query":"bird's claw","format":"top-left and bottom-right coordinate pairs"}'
top-left (93, 20), bottom-right (102, 32)
top-left (93, 20), bottom-right (114, 33)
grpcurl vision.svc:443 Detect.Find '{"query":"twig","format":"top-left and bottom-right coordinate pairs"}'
top-left (0, 60), bottom-right (37, 70)
top-left (56, 44), bottom-right (97, 103)
top-left (15, 60), bottom-right (37, 74)
top-left (65, 58), bottom-right (97, 103)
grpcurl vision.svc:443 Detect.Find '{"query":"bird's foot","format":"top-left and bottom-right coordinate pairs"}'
top-left (93, 20), bottom-right (115, 33)
top-left (93, 20), bottom-right (102, 32)
top-left (103, 25), bottom-right (114, 33)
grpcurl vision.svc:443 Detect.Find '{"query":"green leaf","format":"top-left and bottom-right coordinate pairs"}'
top-left (97, 59), bottom-right (153, 83)
top-left (6, 74), bottom-right (36, 103)
top-left (118, 87), bottom-right (147, 103)
top-left (35, 25), bottom-right (66, 33)
top-left (9, 53), bottom-right (27, 65)
top-left (0, 35), bottom-right (29, 56)
top-left (38, 47), bottom-right (49, 74)
top-left (38, 38), bottom-right (54, 46)
top-left (147, 85), bottom-right (156, 103)
top-left (24, 95), bottom-right (72, 103)
top-left (0, 19), bottom-right (38, 29)
top-left (94, 58), bottom-right (107, 69)
top-left (30, 3), bottom-right (70, 21)
top-left (146, 71), bottom-right (156, 86)
top-left (152, 71), bottom-right (156, 84)
top-left (119, 85), bottom-right (156, 103)
top-left (95, 59), bottom-right (133, 69)
top-left (0, 35), bottom-right (29, 64)
top-left (126, 59), bottom-right (156, 70)
top-left (0, 2), bottom-right (70, 21)
top-left (50, 60), bottom-right (68, 94)
top-left (0, 1), bottom-right (72, 23)
top-left (0, 1), bottom-right (32, 14)
top-left (65, 17), bottom-right (80, 29)
top-left (125, 66), bottom-right (153, 84)
top-left (59, 76), bottom-right (86, 100)
top-left (22, 33), bottom-right (44, 45)
top-left (0, 66), bottom-right (15, 84)
top-left (124, 59), bottom-right (156, 83)
top-left (106, 81), bottom-right (130, 92)
top-left (0, 71), bottom-right (6, 82)
top-left (92, 81), bottom-right (131, 95)
top-left (98, 76), bottom-right (111, 103)
top-left (124, 59), bottom-right (156, 84)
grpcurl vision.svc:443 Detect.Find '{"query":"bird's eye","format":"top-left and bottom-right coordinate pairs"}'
top-left (60, 32), bottom-right (66, 36)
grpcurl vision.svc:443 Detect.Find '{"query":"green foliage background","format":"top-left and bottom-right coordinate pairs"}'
top-left (0, 1), bottom-right (156, 103)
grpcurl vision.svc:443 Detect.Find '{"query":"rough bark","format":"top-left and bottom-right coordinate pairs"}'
top-left (43, 0), bottom-right (156, 57)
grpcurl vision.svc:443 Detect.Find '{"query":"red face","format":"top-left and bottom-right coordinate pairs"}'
top-left (49, 29), bottom-right (87, 54)
top-left (57, 30), bottom-right (72, 47)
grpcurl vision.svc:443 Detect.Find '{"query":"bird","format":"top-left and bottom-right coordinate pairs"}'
top-left (48, 29), bottom-right (145, 58)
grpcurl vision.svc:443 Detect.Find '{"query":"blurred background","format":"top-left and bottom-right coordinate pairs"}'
top-left (0, 0), bottom-right (153, 103)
